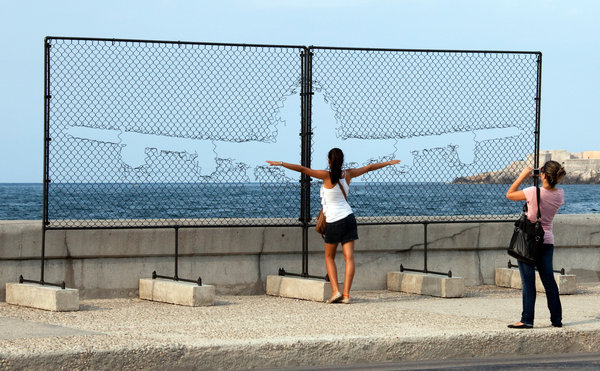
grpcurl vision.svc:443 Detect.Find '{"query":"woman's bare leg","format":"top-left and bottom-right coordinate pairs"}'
top-left (341, 241), bottom-right (355, 297)
top-left (325, 242), bottom-right (340, 297)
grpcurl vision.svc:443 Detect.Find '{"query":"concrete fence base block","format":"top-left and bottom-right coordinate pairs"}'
top-left (386, 271), bottom-right (465, 298)
top-left (139, 278), bottom-right (215, 306)
top-left (554, 274), bottom-right (578, 294)
top-left (5, 282), bottom-right (79, 311)
top-left (266, 275), bottom-right (333, 302)
top-left (494, 268), bottom-right (577, 295)
top-left (494, 267), bottom-right (519, 288)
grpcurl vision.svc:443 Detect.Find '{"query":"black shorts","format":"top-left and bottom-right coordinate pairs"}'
top-left (324, 213), bottom-right (358, 244)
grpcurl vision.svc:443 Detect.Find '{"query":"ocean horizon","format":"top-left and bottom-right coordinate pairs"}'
top-left (1, 183), bottom-right (598, 222)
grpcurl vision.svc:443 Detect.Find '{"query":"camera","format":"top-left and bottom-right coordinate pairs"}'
top-left (532, 168), bottom-right (541, 176)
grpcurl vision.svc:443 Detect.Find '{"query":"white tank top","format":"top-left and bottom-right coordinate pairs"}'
top-left (320, 177), bottom-right (353, 223)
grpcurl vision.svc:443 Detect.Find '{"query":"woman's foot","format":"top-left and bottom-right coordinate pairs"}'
top-left (507, 322), bottom-right (533, 329)
top-left (341, 294), bottom-right (351, 304)
top-left (326, 292), bottom-right (342, 304)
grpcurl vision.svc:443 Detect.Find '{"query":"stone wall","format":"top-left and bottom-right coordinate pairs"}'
top-left (1, 215), bottom-right (599, 300)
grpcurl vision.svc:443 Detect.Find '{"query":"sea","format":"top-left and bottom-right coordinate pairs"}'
top-left (1, 183), bottom-right (598, 221)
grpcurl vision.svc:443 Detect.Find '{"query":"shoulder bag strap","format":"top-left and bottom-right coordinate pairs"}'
top-left (336, 171), bottom-right (348, 201)
top-left (338, 179), bottom-right (348, 201)
top-left (535, 184), bottom-right (542, 220)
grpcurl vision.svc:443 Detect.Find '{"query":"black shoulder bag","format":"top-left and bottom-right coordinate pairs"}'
top-left (507, 184), bottom-right (545, 265)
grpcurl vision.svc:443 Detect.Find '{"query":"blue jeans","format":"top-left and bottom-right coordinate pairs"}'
top-left (517, 244), bottom-right (562, 326)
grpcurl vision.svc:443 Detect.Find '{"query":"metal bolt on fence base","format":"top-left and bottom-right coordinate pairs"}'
top-left (507, 260), bottom-right (565, 275)
top-left (18, 274), bottom-right (66, 289)
top-left (151, 270), bottom-right (202, 286)
top-left (278, 267), bottom-right (329, 281)
top-left (400, 264), bottom-right (452, 278)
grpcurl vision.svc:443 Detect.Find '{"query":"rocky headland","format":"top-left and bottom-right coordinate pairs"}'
top-left (453, 150), bottom-right (600, 184)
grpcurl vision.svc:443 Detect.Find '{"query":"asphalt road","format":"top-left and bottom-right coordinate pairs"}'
top-left (270, 352), bottom-right (600, 371)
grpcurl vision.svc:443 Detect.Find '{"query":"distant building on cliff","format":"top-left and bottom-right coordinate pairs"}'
top-left (540, 149), bottom-right (600, 162)
top-left (453, 150), bottom-right (600, 184)
top-left (539, 150), bottom-right (600, 181)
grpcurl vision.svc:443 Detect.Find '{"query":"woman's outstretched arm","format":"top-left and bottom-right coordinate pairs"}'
top-left (345, 160), bottom-right (401, 180)
top-left (266, 161), bottom-right (329, 180)
top-left (506, 167), bottom-right (533, 201)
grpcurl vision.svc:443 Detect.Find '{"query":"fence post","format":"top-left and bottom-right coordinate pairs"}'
top-left (535, 53), bottom-right (542, 170)
top-left (41, 38), bottom-right (51, 285)
top-left (299, 47), bottom-right (314, 277)
top-left (16, 38), bottom-right (65, 288)
top-left (278, 47), bottom-right (325, 281)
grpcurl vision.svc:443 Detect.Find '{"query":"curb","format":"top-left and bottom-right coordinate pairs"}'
top-left (2, 329), bottom-right (600, 370)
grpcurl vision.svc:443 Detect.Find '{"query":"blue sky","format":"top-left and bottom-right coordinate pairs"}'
top-left (1, 0), bottom-right (598, 182)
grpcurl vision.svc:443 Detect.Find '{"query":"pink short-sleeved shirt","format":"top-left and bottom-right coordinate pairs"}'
top-left (522, 186), bottom-right (565, 244)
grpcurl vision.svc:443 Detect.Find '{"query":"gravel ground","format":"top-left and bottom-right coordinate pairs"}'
top-left (1, 285), bottom-right (600, 370)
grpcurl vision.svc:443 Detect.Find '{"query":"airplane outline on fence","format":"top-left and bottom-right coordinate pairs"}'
top-left (66, 123), bottom-right (522, 182)
top-left (64, 89), bottom-right (523, 182)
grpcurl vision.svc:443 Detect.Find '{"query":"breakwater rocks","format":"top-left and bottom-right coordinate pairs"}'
top-left (453, 150), bottom-right (600, 184)
top-left (453, 160), bottom-right (525, 184)
top-left (453, 168), bottom-right (600, 184)
top-left (562, 169), bottom-right (600, 184)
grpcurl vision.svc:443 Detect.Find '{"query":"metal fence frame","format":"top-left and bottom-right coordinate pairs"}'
top-left (20, 37), bottom-right (541, 288)
top-left (302, 45), bottom-right (542, 277)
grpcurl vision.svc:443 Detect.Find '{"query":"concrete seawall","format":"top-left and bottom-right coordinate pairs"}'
top-left (1, 214), bottom-right (599, 300)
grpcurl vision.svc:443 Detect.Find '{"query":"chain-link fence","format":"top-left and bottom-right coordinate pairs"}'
top-left (44, 38), bottom-right (540, 230)
top-left (45, 38), bottom-right (305, 228)
top-left (309, 47), bottom-right (540, 224)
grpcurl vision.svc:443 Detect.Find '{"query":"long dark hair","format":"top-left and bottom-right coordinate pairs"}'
top-left (542, 160), bottom-right (566, 188)
top-left (328, 148), bottom-right (344, 185)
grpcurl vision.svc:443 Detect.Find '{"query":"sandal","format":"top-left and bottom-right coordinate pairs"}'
top-left (341, 294), bottom-right (351, 304)
top-left (326, 292), bottom-right (342, 304)
top-left (507, 322), bottom-right (533, 329)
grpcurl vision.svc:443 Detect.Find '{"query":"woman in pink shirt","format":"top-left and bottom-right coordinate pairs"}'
top-left (505, 160), bottom-right (566, 329)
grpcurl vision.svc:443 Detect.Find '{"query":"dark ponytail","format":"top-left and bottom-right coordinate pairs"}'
top-left (542, 160), bottom-right (566, 188)
top-left (328, 148), bottom-right (344, 185)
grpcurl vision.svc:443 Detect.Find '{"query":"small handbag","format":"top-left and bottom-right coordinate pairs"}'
top-left (507, 185), bottom-right (544, 265)
top-left (315, 209), bottom-right (327, 235)
top-left (316, 181), bottom-right (348, 237)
